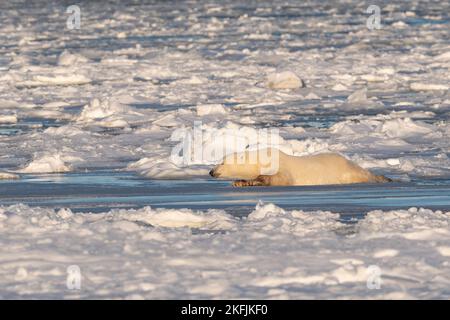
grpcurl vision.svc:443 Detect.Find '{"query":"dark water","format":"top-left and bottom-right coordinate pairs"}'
top-left (1, 172), bottom-right (449, 219)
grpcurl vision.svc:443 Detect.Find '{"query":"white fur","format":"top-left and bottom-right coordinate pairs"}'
top-left (210, 148), bottom-right (389, 186)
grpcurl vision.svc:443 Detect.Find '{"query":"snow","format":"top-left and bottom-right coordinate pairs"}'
top-left (0, 202), bottom-right (449, 299)
top-left (266, 71), bottom-right (304, 89)
top-left (196, 104), bottom-right (228, 116)
top-left (332, 83), bottom-right (348, 91)
top-left (347, 89), bottom-right (370, 103)
top-left (435, 51), bottom-right (450, 61)
top-left (0, 0), bottom-right (449, 299)
top-left (410, 83), bottom-right (449, 91)
top-left (77, 98), bottom-right (129, 122)
top-left (24, 74), bottom-right (92, 87)
top-left (58, 51), bottom-right (89, 66)
top-left (18, 154), bottom-right (72, 174)
top-left (0, 115), bottom-right (17, 124)
top-left (436, 247), bottom-right (450, 256)
top-left (0, 172), bottom-right (19, 180)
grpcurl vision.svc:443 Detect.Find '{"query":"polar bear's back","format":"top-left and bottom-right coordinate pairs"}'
top-left (286, 153), bottom-right (378, 185)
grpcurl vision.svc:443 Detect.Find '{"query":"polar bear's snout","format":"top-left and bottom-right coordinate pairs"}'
top-left (209, 167), bottom-right (220, 177)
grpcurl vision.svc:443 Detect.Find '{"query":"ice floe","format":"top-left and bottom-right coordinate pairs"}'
top-left (0, 114), bottom-right (17, 124)
top-left (18, 154), bottom-right (72, 174)
top-left (267, 71), bottom-right (304, 89)
top-left (0, 172), bottom-right (19, 180)
top-left (0, 202), bottom-right (449, 298)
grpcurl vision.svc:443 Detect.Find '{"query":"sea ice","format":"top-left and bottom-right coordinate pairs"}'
top-left (18, 154), bottom-right (72, 173)
top-left (0, 172), bottom-right (19, 180)
top-left (0, 114), bottom-right (17, 124)
top-left (0, 203), bottom-right (449, 299)
top-left (267, 71), bottom-right (304, 89)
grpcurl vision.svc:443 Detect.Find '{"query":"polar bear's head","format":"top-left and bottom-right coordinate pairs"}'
top-left (209, 148), bottom-right (280, 179)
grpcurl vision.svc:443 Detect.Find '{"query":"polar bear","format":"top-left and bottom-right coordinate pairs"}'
top-left (209, 148), bottom-right (391, 186)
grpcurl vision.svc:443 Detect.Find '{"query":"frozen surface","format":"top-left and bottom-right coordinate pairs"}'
top-left (1, 173), bottom-right (450, 215)
top-left (0, 0), bottom-right (449, 298)
top-left (1, 202), bottom-right (450, 299)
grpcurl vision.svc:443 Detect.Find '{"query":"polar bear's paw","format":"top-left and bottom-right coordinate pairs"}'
top-left (232, 176), bottom-right (271, 187)
top-left (232, 180), bottom-right (252, 187)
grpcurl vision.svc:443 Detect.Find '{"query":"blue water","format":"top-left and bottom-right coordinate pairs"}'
top-left (1, 172), bottom-right (449, 219)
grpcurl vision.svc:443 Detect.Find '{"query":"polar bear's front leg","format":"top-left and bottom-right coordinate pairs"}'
top-left (232, 175), bottom-right (271, 187)
top-left (232, 180), bottom-right (259, 187)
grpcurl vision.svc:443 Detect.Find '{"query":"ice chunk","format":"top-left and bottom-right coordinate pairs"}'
top-left (19, 154), bottom-right (71, 173)
top-left (386, 158), bottom-right (401, 166)
top-left (32, 74), bottom-right (91, 86)
top-left (436, 247), bottom-right (450, 257)
top-left (305, 92), bottom-right (320, 100)
top-left (246, 202), bottom-right (342, 236)
top-left (392, 21), bottom-right (407, 28)
top-left (435, 51), bottom-right (450, 61)
top-left (0, 114), bottom-right (17, 124)
top-left (115, 206), bottom-right (236, 229)
top-left (77, 98), bottom-right (130, 122)
top-left (347, 88), bottom-right (369, 103)
top-left (41, 101), bottom-right (71, 109)
top-left (332, 83), bottom-right (348, 91)
top-left (0, 172), bottom-right (19, 180)
top-left (410, 83), bottom-right (448, 91)
top-left (380, 118), bottom-right (433, 138)
top-left (361, 74), bottom-right (388, 82)
top-left (58, 50), bottom-right (88, 66)
top-left (373, 249), bottom-right (398, 258)
top-left (267, 71), bottom-right (304, 89)
top-left (358, 207), bottom-right (450, 239)
top-left (196, 104), bottom-right (228, 116)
